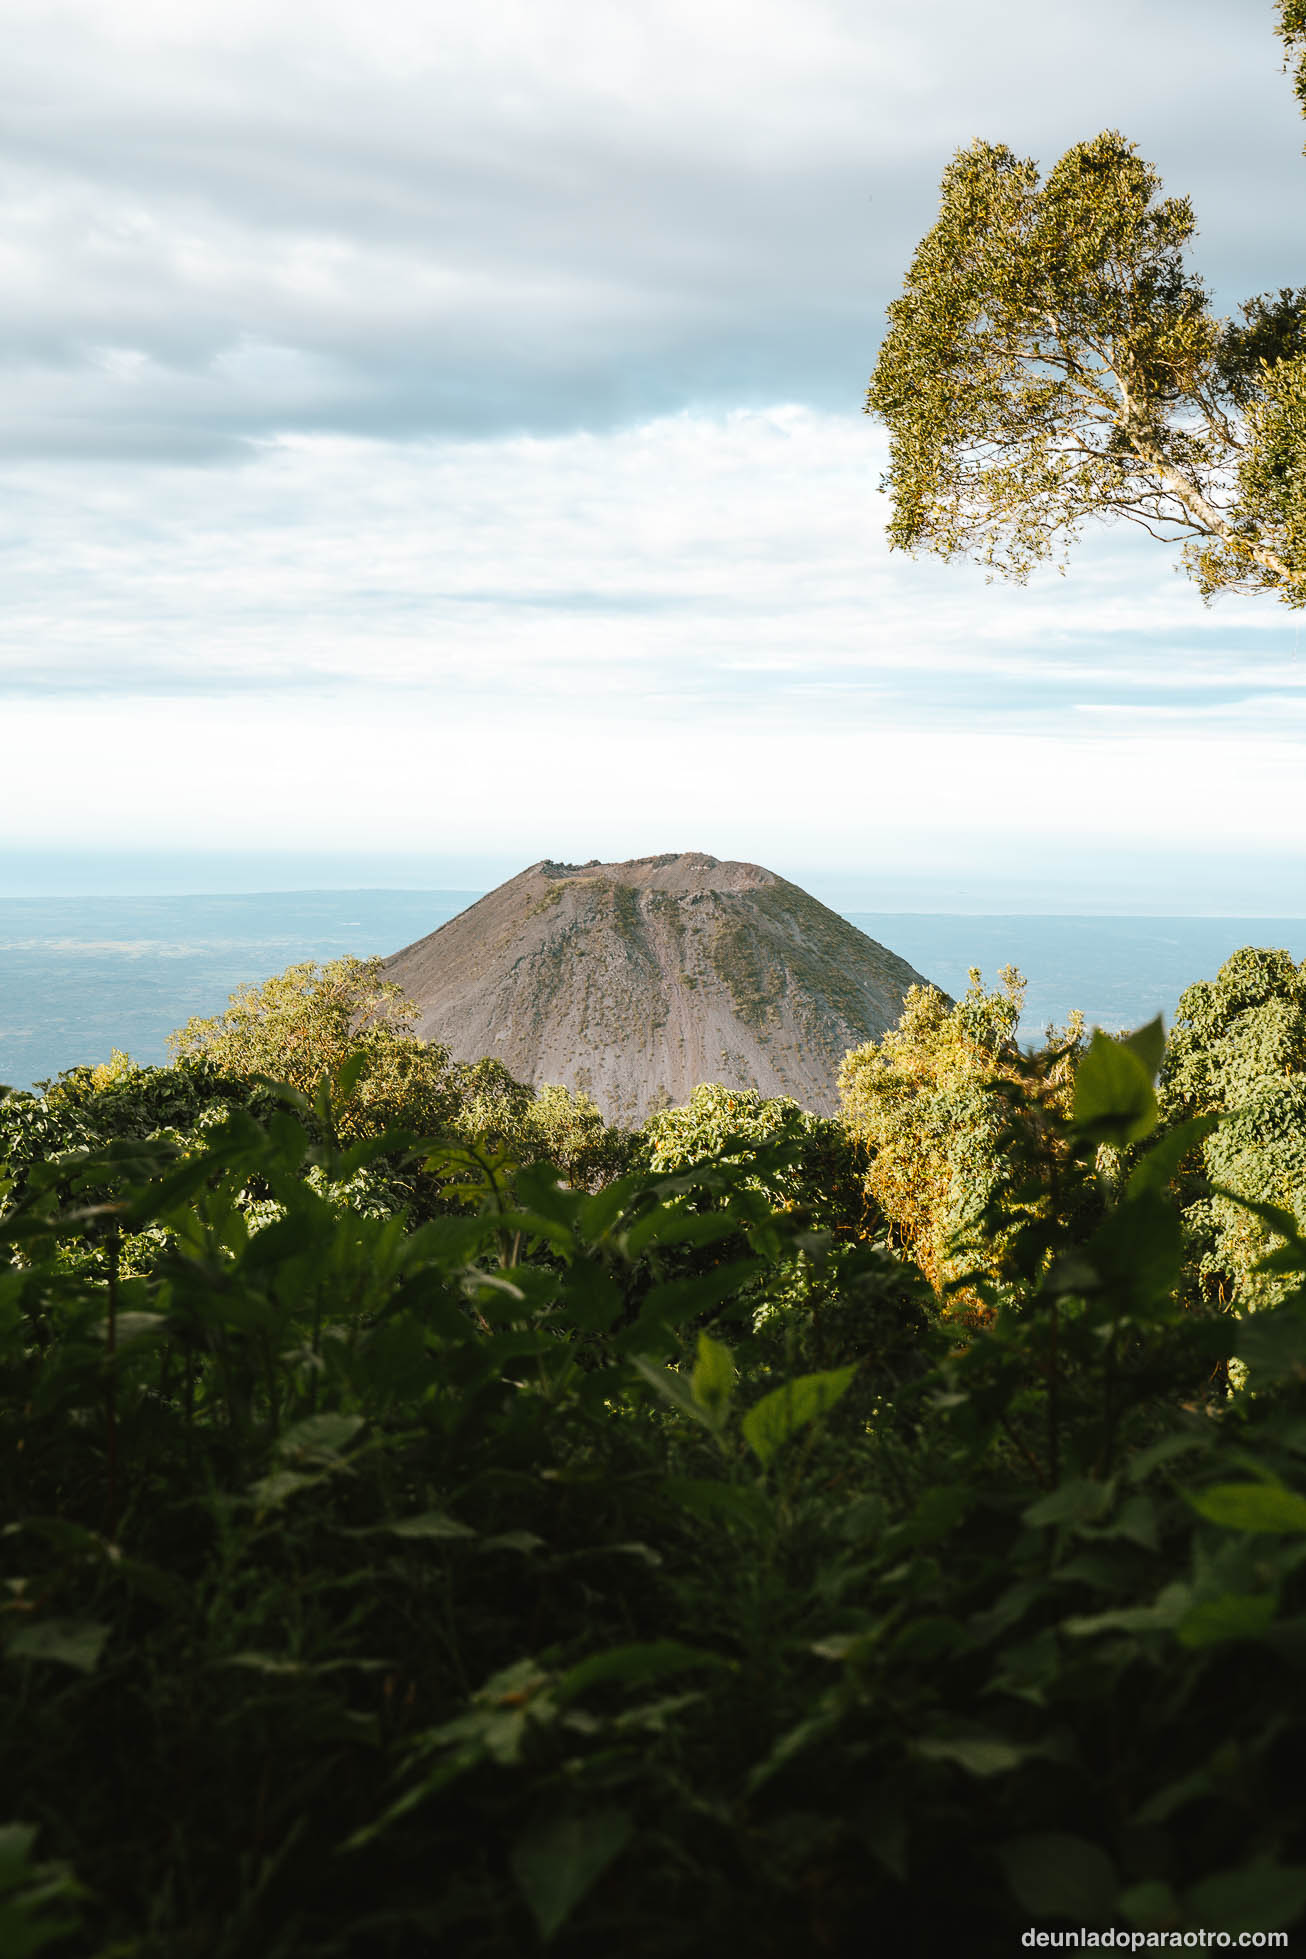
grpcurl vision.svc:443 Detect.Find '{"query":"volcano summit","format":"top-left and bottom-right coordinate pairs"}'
top-left (383, 853), bottom-right (932, 1123)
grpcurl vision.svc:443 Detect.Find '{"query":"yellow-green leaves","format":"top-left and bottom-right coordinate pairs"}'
top-left (1073, 1019), bottom-right (1163, 1148)
top-left (1187, 1480), bottom-right (1306, 1533)
top-left (867, 120), bottom-right (1306, 606)
top-left (741, 1367), bottom-right (855, 1467)
top-left (690, 1332), bottom-right (735, 1427)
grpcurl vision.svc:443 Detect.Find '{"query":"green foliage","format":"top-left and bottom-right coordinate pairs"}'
top-left (9, 986), bottom-right (1306, 1953)
top-left (867, 68), bottom-right (1306, 604)
top-left (1280, 0), bottom-right (1306, 127)
top-left (1160, 947), bottom-right (1306, 1314)
top-left (838, 967), bottom-right (1081, 1301)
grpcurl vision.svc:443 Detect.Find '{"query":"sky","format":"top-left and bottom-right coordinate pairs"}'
top-left (2, 0), bottom-right (1304, 911)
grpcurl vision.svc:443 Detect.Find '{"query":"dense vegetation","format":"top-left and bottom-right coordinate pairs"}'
top-left (5, 945), bottom-right (1306, 1954)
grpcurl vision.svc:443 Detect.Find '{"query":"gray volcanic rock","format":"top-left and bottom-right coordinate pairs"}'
top-left (382, 853), bottom-right (933, 1124)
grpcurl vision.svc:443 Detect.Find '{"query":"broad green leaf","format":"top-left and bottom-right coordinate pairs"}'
top-left (1185, 1863), bottom-right (1306, 1934)
top-left (274, 1413), bottom-right (365, 1461)
top-left (632, 1258), bottom-right (763, 1332)
top-left (556, 1257), bottom-right (622, 1333)
top-left (384, 1511), bottom-right (477, 1541)
top-left (555, 1640), bottom-right (732, 1705)
top-left (1132, 1769), bottom-right (1215, 1827)
top-left (691, 1332), bottom-right (735, 1425)
top-left (893, 1483), bottom-right (970, 1548)
top-left (1073, 1030), bottom-right (1157, 1146)
top-left (627, 1355), bottom-right (716, 1429)
top-left (1124, 1432), bottom-right (1210, 1483)
top-left (1187, 1481), bottom-right (1306, 1533)
top-left (479, 1531), bottom-right (546, 1554)
top-left (248, 1469), bottom-right (317, 1511)
top-left (1123, 1014), bottom-right (1166, 1082)
top-left (1175, 1591), bottom-right (1277, 1648)
top-left (1062, 1582), bottom-right (1193, 1639)
top-left (662, 1478), bottom-right (770, 1535)
top-left (1126, 1114), bottom-right (1219, 1199)
top-left (996, 1832), bottom-right (1117, 1923)
top-left (914, 1734), bottom-right (1027, 1777)
top-left (335, 1048), bottom-right (370, 1104)
top-left (741, 1367), bottom-right (855, 1466)
top-left (623, 1206), bottom-right (737, 1259)
top-left (810, 1627), bottom-right (887, 1664)
top-left (1232, 1308), bottom-right (1306, 1387)
top-left (510, 1807), bottom-right (633, 1944)
top-left (6, 1618), bottom-right (109, 1674)
top-left (0, 1821), bottom-right (39, 1884)
top-left (1080, 1192), bottom-right (1183, 1317)
top-left (1118, 1879), bottom-right (1182, 1931)
top-left (243, 1211), bottom-right (330, 1272)
top-left (1023, 1477), bottom-right (1114, 1529)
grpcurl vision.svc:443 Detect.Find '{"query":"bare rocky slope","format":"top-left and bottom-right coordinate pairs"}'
top-left (382, 853), bottom-right (934, 1124)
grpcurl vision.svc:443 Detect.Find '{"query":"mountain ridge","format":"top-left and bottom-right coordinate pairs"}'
top-left (383, 852), bottom-right (934, 1122)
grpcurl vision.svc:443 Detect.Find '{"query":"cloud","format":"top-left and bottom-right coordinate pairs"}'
top-left (3, 1), bottom-right (1302, 909)
top-left (1, 409), bottom-right (1299, 728)
top-left (0, 0), bottom-right (1299, 455)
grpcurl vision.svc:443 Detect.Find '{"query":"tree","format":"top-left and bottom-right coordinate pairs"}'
top-left (1160, 945), bottom-right (1306, 1314)
top-left (1281, 0), bottom-right (1306, 123)
top-left (866, 33), bottom-right (1306, 604)
top-left (168, 957), bottom-right (466, 1141)
top-left (166, 958), bottom-right (634, 1190)
top-left (640, 1080), bottom-right (867, 1232)
top-left (838, 969), bottom-right (1082, 1302)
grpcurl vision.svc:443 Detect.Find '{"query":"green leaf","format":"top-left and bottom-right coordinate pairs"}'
top-left (662, 1478), bottom-right (771, 1536)
top-left (6, 1618), bottom-right (109, 1673)
top-left (335, 1049), bottom-right (370, 1104)
top-left (274, 1413), bottom-right (365, 1461)
top-left (627, 1354), bottom-right (717, 1429)
top-left (1185, 1863), bottom-right (1306, 1934)
top-left (384, 1511), bottom-right (477, 1542)
top-left (1126, 1114), bottom-right (1219, 1199)
top-left (1023, 1477), bottom-right (1114, 1529)
top-left (1175, 1591), bottom-right (1277, 1648)
top-left (479, 1531), bottom-right (546, 1554)
top-left (1123, 1014), bottom-right (1166, 1082)
top-left (509, 1807), bottom-right (633, 1944)
top-left (556, 1257), bottom-right (622, 1333)
top-left (0, 1823), bottom-right (40, 1886)
top-left (1062, 1582), bottom-right (1192, 1639)
top-left (633, 1258), bottom-right (763, 1332)
top-left (690, 1332), bottom-right (735, 1425)
top-left (1073, 1030), bottom-right (1157, 1146)
top-left (248, 1469), bottom-right (318, 1511)
top-left (914, 1734), bottom-right (1027, 1777)
top-left (996, 1832), bottom-right (1117, 1924)
top-left (741, 1366), bottom-right (856, 1466)
top-left (1232, 1307), bottom-right (1306, 1387)
top-left (1187, 1481), bottom-right (1306, 1533)
top-left (243, 1211), bottom-right (330, 1272)
top-left (623, 1207), bottom-right (736, 1258)
top-left (555, 1640), bottom-right (733, 1705)
top-left (1118, 1879), bottom-right (1182, 1931)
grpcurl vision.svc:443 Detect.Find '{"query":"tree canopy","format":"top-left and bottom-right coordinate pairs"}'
top-left (866, 20), bottom-right (1306, 605)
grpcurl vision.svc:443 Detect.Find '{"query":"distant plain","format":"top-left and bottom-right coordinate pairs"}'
top-left (2, 891), bottom-right (1304, 1093)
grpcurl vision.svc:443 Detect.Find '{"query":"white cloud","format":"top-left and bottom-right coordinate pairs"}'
top-left (1, 0), bottom-right (1302, 905)
top-left (0, 0), bottom-right (1298, 451)
top-left (0, 409), bottom-right (1298, 730)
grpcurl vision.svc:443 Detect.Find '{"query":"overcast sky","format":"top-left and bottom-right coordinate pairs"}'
top-left (2, 0), bottom-right (1303, 909)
